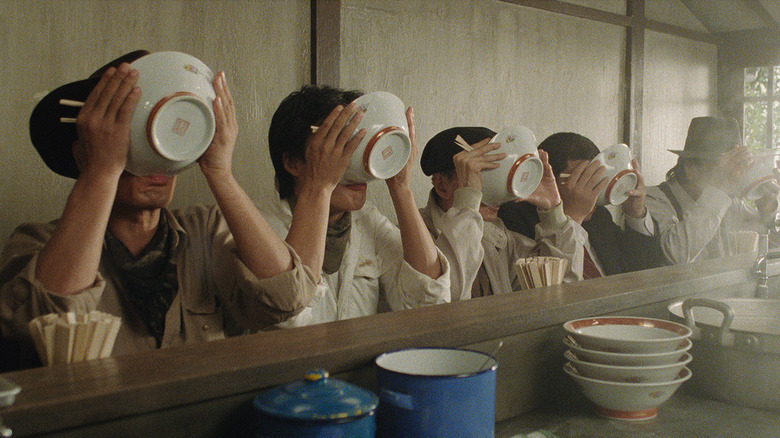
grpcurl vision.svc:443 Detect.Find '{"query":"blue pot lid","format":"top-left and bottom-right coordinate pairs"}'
top-left (253, 369), bottom-right (379, 421)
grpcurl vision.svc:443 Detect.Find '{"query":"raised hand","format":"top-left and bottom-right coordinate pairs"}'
top-left (521, 149), bottom-right (561, 211)
top-left (622, 158), bottom-right (647, 218)
top-left (559, 159), bottom-right (607, 223)
top-left (74, 63), bottom-right (140, 176)
top-left (452, 138), bottom-right (504, 190)
top-left (199, 71), bottom-right (239, 177)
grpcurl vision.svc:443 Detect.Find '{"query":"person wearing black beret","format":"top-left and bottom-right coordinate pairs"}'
top-left (0, 52), bottom-right (318, 369)
top-left (498, 132), bottom-right (665, 277)
top-left (419, 127), bottom-right (583, 300)
top-left (645, 116), bottom-right (780, 263)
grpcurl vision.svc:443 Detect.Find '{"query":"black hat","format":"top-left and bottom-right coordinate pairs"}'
top-left (28, 50), bottom-right (150, 178)
top-left (669, 116), bottom-right (742, 159)
top-left (420, 126), bottom-right (496, 176)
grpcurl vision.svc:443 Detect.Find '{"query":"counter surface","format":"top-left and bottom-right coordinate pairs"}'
top-left (497, 390), bottom-right (780, 437)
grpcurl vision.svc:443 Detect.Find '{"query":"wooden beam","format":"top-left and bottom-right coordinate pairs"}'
top-left (311, 0), bottom-right (341, 86)
top-left (645, 19), bottom-right (717, 44)
top-left (500, 0), bottom-right (630, 27)
top-left (624, 0), bottom-right (645, 162)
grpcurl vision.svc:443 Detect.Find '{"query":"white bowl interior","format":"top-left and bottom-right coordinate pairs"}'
top-left (376, 348), bottom-right (495, 376)
top-left (562, 336), bottom-right (691, 366)
top-left (564, 316), bottom-right (692, 354)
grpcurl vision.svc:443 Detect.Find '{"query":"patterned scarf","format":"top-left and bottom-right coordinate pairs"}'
top-left (105, 213), bottom-right (178, 347)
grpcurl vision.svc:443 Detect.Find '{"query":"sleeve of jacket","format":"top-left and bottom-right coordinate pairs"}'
top-left (367, 205), bottom-right (450, 311)
top-left (645, 185), bottom-right (731, 264)
top-left (422, 188), bottom-right (484, 302)
top-left (187, 206), bottom-right (320, 331)
top-left (0, 222), bottom-right (106, 349)
top-left (531, 203), bottom-right (585, 282)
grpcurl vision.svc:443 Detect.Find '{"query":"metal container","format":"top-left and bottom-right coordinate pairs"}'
top-left (375, 347), bottom-right (497, 438)
top-left (667, 297), bottom-right (780, 411)
top-left (252, 369), bottom-right (378, 437)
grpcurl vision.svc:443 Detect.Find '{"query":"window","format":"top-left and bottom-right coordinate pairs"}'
top-left (743, 65), bottom-right (780, 151)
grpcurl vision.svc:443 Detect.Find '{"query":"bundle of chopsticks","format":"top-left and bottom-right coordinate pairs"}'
top-left (515, 256), bottom-right (568, 289)
top-left (28, 311), bottom-right (121, 365)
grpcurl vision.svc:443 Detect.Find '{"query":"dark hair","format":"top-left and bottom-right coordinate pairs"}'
top-left (268, 85), bottom-right (363, 199)
top-left (665, 157), bottom-right (714, 183)
top-left (537, 132), bottom-right (600, 177)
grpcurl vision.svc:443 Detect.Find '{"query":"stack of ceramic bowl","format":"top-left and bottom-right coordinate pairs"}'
top-left (561, 316), bottom-right (693, 421)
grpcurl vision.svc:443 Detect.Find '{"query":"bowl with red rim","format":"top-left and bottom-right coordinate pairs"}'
top-left (127, 51), bottom-right (217, 176)
top-left (340, 91), bottom-right (411, 184)
top-left (564, 349), bottom-right (692, 383)
top-left (564, 316), bottom-right (692, 354)
top-left (564, 362), bottom-right (691, 421)
top-left (480, 125), bottom-right (544, 206)
top-left (592, 143), bottom-right (637, 206)
top-left (737, 151), bottom-right (779, 201)
top-left (562, 336), bottom-right (691, 366)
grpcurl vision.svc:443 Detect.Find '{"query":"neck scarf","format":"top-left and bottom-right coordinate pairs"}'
top-left (105, 213), bottom-right (178, 347)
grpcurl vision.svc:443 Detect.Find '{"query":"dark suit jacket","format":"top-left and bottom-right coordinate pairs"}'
top-left (498, 202), bottom-right (665, 276)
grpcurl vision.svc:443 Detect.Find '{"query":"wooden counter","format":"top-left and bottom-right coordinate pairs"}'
top-left (0, 254), bottom-right (761, 437)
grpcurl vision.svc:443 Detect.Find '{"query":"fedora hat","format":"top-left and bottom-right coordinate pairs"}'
top-left (420, 126), bottom-right (496, 176)
top-left (668, 116), bottom-right (742, 159)
top-left (28, 50), bottom-right (150, 178)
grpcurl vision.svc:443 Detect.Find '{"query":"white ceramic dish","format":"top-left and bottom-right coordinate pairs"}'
top-left (480, 125), bottom-right (544, 206)
top-left (593, 143), bottom-right (637, 206)
top-left (564, 350), bottom-right (692, 384)
top-left (0, 376), bottom-right (21, 407)
top-left (127, 51), bottom-right (216, 176)
top-left (564, 363), bottom-right (691, 421)
top-left (562, 336), bottom-right (692, 366)
top-left (738, 152), bottom-right (778, 201)
top-left (341, 91), bottom-right (411, 184)
top-left (563, 316), bottom-right (692, 354)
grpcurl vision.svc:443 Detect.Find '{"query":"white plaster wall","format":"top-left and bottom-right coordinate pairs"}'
top-left (642, 30), bottom-right (718, 185)
top-left (340, 0), bottom-right (626, 220)
top-left (0, 0), bottom-right (309, 245)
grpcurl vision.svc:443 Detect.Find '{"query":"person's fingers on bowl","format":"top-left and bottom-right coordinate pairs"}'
top-left (344, 128), bottom-right (366, 161)
top-left (335, 105), bottom-right (363, 153)
top-left (106, 68), bottom-right (139, 121)
top-left (406, 106), bottom-right (417, 150)
top-left (312, 105), bottom-right (343, 146)
top-left (81, 66), bottom-right (117, 114)
top-left (93, 63), bottom-right (132, 117)
top-left (115, 83), bottom-right (141, 130)
top-left (214, 72), bottom-right (238, 137)
top-left (328, 102), bottom-right (359, 147)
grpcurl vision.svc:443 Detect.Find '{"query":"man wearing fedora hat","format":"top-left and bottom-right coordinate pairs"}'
top-left (646, 116), bottom-right (780, 263)
top-left (418, 127), bottom-right (583, 300)
top-left (0, 53), bottom-right (319, 368)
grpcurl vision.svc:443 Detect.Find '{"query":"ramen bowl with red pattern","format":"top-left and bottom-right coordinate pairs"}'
top-left (127, 51), bottom-right (217, 176)
top-left (340, 91), bottom-right (411, 184)
top-left (564, 362), bottom-right (691, 421)
top-left (593, 143), bottom-right (637, 206)
top-left (564, 316), bottom-right (693, 354)
top-left (480, 125), bottom-right (544, 206)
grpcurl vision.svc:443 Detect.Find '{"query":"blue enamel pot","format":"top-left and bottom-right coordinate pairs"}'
top-left (375, 347), bottom-right (497, 438)
top-left (253, 369), bottom-right (379, 438)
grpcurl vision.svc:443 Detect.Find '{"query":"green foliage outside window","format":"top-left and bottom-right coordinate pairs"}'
top-left (743, 66), bottom-right (779, 151)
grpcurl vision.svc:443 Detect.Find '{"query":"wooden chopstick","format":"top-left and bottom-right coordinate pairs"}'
top-left (59, 117), bottom-right (77, 123)
top-left (59, 99), bottom-right (84, 108)
top-left (454, 135), bottom-right (474, 152)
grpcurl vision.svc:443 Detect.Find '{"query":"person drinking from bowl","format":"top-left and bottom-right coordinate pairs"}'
top-left (498, 132), bottom-right (665, 277)
top-left (0, 52), bottom-right (319, 369)
top-left (418, 127), bottom-right (583, 299)
top-left (645, 116), bottom-right (780, 264)
top-left (258, 85), bottom-right (449, 327)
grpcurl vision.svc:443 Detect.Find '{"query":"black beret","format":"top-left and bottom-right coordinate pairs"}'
top-left (420, 126), bottom-right (496, 176)
top-left (28, 50), bottom-right (150, 178)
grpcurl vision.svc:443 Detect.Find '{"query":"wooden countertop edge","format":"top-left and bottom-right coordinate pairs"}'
top-left (0, 255), bottom-right (757, 435)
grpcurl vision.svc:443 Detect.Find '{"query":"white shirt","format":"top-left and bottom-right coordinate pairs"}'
top-left (419, 188), bottom-right (584, 300)
top-left (259, 196), bottom-right (451, 327)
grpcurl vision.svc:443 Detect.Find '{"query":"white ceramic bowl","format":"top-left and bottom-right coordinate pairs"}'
top-left (127, 51), bottom-right (216, 176)
top-left (562, 336), bottom-right (691, 366)
top-left (341, 91), bottom-right (411, 184)
top-left (564, 350), bottom-right (692, 384)
top-left (480, 125), bottom-right (544, 206)
top-left (563, 316), bottom-right (692, 354)
top-left (738, 152), bottom-right (778, 201)
top-left (593, 143), bottom-right (637, 206)
top-left (564, 363), bottom-right (691, 420)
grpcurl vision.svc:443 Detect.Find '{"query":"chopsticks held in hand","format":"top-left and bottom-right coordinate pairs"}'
top-left (454, 135), bottom-right (474, 152)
